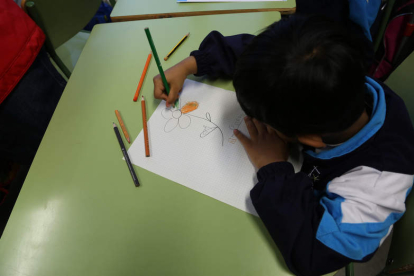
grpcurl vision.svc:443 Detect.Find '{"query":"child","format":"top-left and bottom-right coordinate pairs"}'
top-left (153, 13), bottom-right (414, 276)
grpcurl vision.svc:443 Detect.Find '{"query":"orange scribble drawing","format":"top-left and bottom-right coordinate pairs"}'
top-left (181, 101), bottom-right (199, 114)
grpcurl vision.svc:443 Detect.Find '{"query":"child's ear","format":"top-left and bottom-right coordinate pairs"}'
top-left (297, 134), bottom-right (326, 148)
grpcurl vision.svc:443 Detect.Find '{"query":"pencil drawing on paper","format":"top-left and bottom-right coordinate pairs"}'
top-left (228, 113), bottom-right (245, 144)
top-left (161, 101), bottom-right (224, 145)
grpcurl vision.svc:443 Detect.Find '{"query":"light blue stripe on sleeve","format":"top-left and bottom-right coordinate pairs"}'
top-left (317, 211), bottom-right (403, 260)
top-left (316, 175), bottom-right (412, 260)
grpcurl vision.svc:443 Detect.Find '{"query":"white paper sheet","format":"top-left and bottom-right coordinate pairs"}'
top-left (128, 79), bottom-right (301, 215)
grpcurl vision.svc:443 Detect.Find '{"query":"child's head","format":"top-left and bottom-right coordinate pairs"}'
top-left (233, 15), bottom-right (368, 143)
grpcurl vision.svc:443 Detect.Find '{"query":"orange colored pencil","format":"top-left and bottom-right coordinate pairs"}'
top-left (133, 52), bottom-right (152, 102)
top-left (141, 96), bottom-right (150, 157)
top-left (115, 110), bottom-right (130, 143)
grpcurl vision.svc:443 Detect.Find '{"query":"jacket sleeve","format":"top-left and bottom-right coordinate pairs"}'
top-left (251, 163), bottom-right (412, 276)
top-left (190, 31), bottom-right (254, 78)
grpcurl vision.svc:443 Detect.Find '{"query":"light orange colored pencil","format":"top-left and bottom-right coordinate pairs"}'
top-left (164, 33), bottom-right (190, 61)
top-left (115, 110), bottom-right (130, 143)
top-left (133, 52), bottom-right (152, 102)
top-left (141, 96), bottom-right (150, 157)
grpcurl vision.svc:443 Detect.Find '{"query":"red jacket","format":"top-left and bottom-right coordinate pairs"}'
top-left (0, 0), bottom-right (45, 104)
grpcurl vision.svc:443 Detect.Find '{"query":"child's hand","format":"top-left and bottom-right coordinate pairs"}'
top-left (153, 56), bottom-right (197, 107)
top-left (234, 117), bottom-right (289, 170)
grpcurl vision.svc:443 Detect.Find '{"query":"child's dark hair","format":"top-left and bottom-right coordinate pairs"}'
top-left (233, 15), bottom-right (367, 136)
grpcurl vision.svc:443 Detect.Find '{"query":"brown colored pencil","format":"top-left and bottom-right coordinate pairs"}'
top-left (115, 110), bottom-right (130, 143)
top-left (141, 96), bottom-right (150, 157)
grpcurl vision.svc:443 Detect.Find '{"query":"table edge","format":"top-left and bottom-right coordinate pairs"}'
top-left (111, 7), bottom-right (295, 22)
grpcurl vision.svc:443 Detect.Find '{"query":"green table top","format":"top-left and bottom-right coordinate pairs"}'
top-left (0, 12), bottom-right (296, 276)
top-left (111, 0), bottom-right (295, 21)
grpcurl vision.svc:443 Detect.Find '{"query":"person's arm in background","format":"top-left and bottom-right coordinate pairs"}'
top-left (153, 31), bottom-right (254, 106)
top-left (295, 0), bottom-right (349, 21)
top-left (298, 0), bottom-right (377, 66)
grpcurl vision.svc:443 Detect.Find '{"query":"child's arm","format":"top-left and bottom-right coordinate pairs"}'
top-left (190, 31), bottom-right (255, 78)
top-left (250, 164), bottom-right (348, 276)
top-left (153, 56), bottom-right (197, 107)
top-left (236, 118), bottom-right (412, 276)
top-left (154, 31), bottom-right (255, 106)
top-left (251, 164), bottom-right (411, 276)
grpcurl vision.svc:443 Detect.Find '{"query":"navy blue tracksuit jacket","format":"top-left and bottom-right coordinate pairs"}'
top-left (188, 1), bottom-right (414, 275)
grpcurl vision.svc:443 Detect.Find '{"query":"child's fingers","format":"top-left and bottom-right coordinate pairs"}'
top-left (153, 76), bottom-right (168, 101)
top-left (266, 125), bottom-right (276, 134)
top-left (154, 87), bottom-right (168, 102)
top-left (234, 129), bottom-right (251, 148)
top-left (253, 118), bottom-right (266, 135)
top-left (244, 116), bottom-right (258, 140)
top-left (166, 85), bottom-right (180, 105)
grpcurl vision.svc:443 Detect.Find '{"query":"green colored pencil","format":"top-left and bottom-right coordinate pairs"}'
top-left (144, 27), bottom-right (178, 108)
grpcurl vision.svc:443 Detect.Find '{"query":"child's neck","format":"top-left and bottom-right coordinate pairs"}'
top-left (323, 109), bottom-right (370, 145)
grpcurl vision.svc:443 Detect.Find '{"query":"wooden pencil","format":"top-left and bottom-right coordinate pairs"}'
top-left (141, 96), bottom-right (150, 157)
top-left (144, 27), bottom-right (178, 108)
top-left (115, 110), bottom-right (130, 143)
top-left (133, 52), bottom-right (152, 102)
top-left (164, 32), bottom-right (190, 61)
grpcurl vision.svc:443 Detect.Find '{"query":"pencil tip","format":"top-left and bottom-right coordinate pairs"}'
top-left (113, 122), bottom-right (116, 127)
top-left (144, 27), bottom-right (148, 30)
top-left (141, 95), bottom-right (144, 101)
top-left (187, 32), bottom-right (190, 36)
